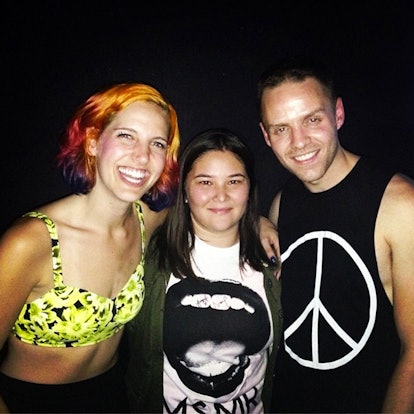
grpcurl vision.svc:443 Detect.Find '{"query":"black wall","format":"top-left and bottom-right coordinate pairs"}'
top-left (2, 2), bottom-right (413, 233)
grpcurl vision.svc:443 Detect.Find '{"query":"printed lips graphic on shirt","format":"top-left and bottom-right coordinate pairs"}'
top-left (164, 278), bottom-right (270, 397)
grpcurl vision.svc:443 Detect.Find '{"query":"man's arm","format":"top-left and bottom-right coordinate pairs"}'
top-left (261, 191), bottom-right (283, 278)
top-left (268, 191), bottom-right (282, 226)
top-left (380, 174), bottom-right (414, 413)
top-left (259, 215), bottom-right (279, 262)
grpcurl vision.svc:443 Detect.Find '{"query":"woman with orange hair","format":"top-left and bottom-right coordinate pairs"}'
top-left (0, 83), bottom-right (180, 412)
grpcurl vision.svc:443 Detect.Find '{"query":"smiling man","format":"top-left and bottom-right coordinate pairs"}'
top-left (257, 55), bottom-right (414, 413)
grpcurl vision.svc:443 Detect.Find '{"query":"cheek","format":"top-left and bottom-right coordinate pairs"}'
top-left (97, 139), bottom-right (124, 161)
top-left (95, 146), bottom-right (116, 167)
top-left (238, 190), bottom-right (250, 209)
top-left (228, 186), bottom-right (250, 209)
top-left (271, 137), bottom-right (292, 157)
top-left (188, 188), bottom-right (211, 206)
top-left (153, 153), bottom-right (167, 174)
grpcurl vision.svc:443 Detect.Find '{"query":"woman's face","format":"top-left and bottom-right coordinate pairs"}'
top-left (185, 150), bottom-right (249, 245)
top-left (89, 100), bottom-right (169, 203)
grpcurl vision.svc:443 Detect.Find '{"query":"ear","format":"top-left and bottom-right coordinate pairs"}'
top-left (335, 97), bottom-right (345, 130)
top-left (259, 122), bottom-right (271, 147)
top-left (86, 127), bottom-right (99, 156)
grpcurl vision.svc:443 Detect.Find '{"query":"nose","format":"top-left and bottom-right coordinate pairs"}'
top-left (290, 127), bottom-right (308, 149)
top-left (213, 184), bottom-right (228, 202)
top-left (133, 142), bottom-right (150, 163)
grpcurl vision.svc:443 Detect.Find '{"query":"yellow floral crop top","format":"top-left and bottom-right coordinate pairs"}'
top-left (12, 202), bottom-right (145, 348)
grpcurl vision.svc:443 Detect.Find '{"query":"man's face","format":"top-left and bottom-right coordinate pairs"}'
top-left (260, 78), bottom-right (345, 192)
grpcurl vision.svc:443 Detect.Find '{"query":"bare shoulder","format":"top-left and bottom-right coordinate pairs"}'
top-left (0, 216), bottom-right (52, 326)
top-left (382, 173), bottom-right (414, 219)
top-left (373, 172), bottom-right (414, 307)
top-left (139, 202), bottom-right (169, 240)
top-left (268, 191), bottom-right (282, 226)
top-left (378, 172), bottom-right (414, 248)
top-left (0, 215), bottom-right (51, 261)
top-left (0, 196), bottom-right (67, 276)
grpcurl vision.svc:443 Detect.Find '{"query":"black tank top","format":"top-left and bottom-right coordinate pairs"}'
top-left (271, 157), bottom-right (400, 413)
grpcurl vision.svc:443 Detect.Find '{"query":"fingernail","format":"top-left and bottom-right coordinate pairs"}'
top-left (270, 256), bottom-right (277, 265)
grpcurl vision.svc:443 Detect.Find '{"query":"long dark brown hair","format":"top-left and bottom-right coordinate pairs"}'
top-left (153, 127), bottom-right (269, 279)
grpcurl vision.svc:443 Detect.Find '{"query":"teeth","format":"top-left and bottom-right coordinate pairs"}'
top-left (119, 167), bottom-right (145, 179)
top-left (295, 151), bottom-right (316, 162)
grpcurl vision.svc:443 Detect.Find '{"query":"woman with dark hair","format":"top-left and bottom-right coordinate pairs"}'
top-left (126, 128), bottom-right (282, 413)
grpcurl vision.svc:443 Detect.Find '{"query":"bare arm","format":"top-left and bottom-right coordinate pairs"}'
top-left (0, 219), bottom-right (44, 352)
top-left (268, 191), bottom-right (282, 226)
top-left (257, 191), bottom-right (283, 278)
top-left (0, 218), bottom-right (49, 413)
top-left (380, 175), bottom-right (414, 413)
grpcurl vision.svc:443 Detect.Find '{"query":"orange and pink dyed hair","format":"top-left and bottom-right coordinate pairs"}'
top-left (56, 83), bottom-right (180, 211)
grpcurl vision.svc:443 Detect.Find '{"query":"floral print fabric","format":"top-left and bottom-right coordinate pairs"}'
top-left (12, 204), bottom-right (145, 347)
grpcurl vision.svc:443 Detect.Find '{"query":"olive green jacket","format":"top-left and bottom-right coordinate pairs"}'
top-left (124, 241), bottom-right (282, 413)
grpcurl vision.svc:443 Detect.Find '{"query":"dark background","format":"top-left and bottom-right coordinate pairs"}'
top-left (2, 1), bottom-right (413, 234)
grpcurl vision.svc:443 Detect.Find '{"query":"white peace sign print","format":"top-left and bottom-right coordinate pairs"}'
top-left (281, 230), bottom-right (377, 370)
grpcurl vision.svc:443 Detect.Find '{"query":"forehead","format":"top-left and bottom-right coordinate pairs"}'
top-left (263, 78), bottom-right (327, 104)
top-left (111, 100), bottom-right (169, 127)
top-left (261, 78), bottom-right (331, 122)
top-left (191, 150), bottom-right (245, 172)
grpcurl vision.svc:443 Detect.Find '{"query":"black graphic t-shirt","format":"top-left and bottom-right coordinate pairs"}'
top-left (272, 157), bottom-right (401, 413)
top-left (163, 237), bottom-right (272, 414)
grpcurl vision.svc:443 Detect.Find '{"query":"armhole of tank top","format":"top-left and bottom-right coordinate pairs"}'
top-left (22, 211), bottom-right (64, 287)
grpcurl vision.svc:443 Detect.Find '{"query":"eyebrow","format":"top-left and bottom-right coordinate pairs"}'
top-left (113, 126), bottom-right (168, 140)
top-left (267, 107), bottom-right (327, 128)
top-left (193, 173), bottom-right (246, 179)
